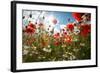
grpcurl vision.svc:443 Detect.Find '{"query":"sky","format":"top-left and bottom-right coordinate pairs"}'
top-left (51, 11), bottom-right (75, 24)
top-left (48, 11), bottom-right (75, 31)
top-left (22, 10), bottom-right (76, 33)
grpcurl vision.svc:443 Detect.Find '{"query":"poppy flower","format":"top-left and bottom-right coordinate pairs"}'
top-left (28, 23), bottom-right (36, 29)
top-left (54, 41), bottom-right (60, 46)
top-left (67, 23), bottom-right (74, 31)
top-left (64, 35), bottom-right (72, 43)
top-left (80, 24), bottom-right (91, 37)
top-left (53, 33), bottom-right (60, 39)
top-left (72, 13), bottom-right (84, 22)
top-left (25, 23), bottom-right (36, 34)
top-left (26, 26), bottom-right (35, 34)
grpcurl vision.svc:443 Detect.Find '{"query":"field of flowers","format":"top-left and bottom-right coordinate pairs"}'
top-left (22, 11), bottom-right (91, 63)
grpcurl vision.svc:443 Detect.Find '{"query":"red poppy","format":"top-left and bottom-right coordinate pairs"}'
top-left (53, 33), bottom-right (60, 39)
top-left (80, 24), bottom-right (91, 37)
top-left (72, 13), bottom-right (84, 22)
top-left (26, 26), bottom-right (35, 33)
top-left (25, 23), bottom-right (36, 34)
top-left (67, 23), bottom-right (74, 31)
top-left (64, 35), bottom-right (72, 43)
top-left (28, 23), bottom-right (36, 29)
top-left (54, 41), bottom-right (60, 46)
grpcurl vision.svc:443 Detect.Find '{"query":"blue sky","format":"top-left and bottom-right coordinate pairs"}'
top-left (51, 11), bottom-right (75, 25)
top-left (23, 10), bottom-right (76, 33)
top-left (46, 11), bottom-right (76, 30)
top-left (23, 10), bottom-right (76, 25)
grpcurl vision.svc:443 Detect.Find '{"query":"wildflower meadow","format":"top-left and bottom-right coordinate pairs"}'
top-left (22, 10), bottom-right (91, 62)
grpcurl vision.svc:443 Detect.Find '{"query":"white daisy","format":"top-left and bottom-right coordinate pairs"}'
top-left (43, 48), bottom-right (52, 53)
